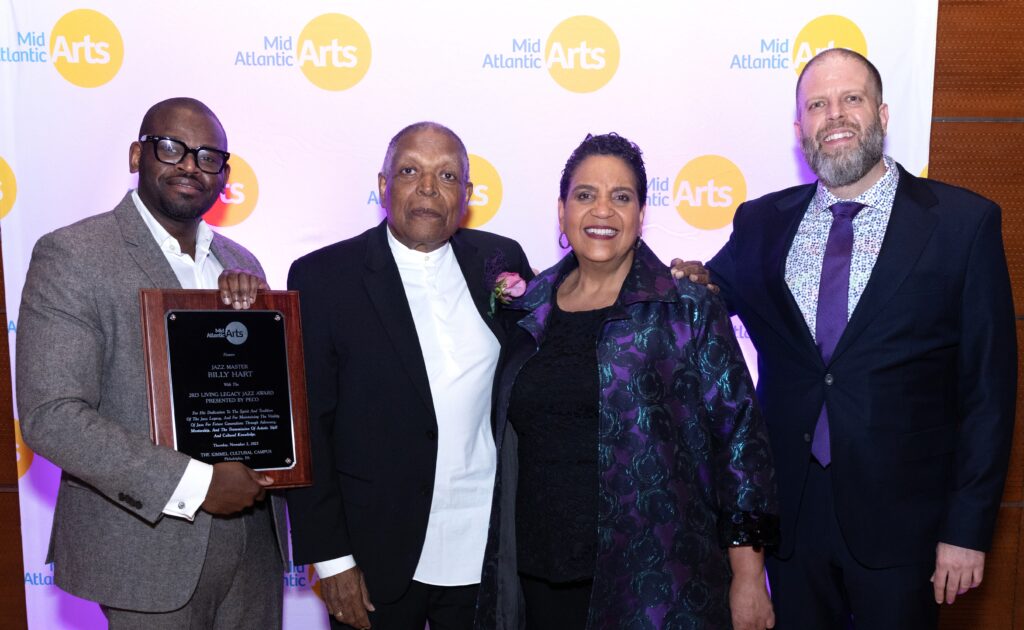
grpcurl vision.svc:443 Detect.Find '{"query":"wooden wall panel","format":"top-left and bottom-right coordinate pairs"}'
top-left (0, 493), bottom-right (27, 630)
top-left (928, 122), bottom-right (1024, 312)
top-left (0, 231), bottom-right (27, 627)
top-left (1018, 524), bottom-right (1024, 628)
top-left (932, 1), bottom-right (1024, 628)
top-left (933, 0), bottom-right (1024, 118)
top-left (939, 507), bottom-right (1020, 629)
top-left (1003, 321), bottom-right (1024, 505)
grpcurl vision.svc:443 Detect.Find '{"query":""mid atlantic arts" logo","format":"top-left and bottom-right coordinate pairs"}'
top-left (207, 321), bottom-right (249, 346)
top-left (728, 15), bottom-right (866, 73)
top-left (481, 15), bottom-right (620, 93)
top-left (233, 13), bottom-right (372, 91)
top-left (0, 9), bottom-right (124, 87)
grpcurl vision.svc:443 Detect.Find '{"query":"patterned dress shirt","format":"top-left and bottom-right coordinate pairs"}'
top-left (785, 155), bottom-right (900, 340)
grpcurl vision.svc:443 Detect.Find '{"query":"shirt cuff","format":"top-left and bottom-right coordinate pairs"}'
top-left (162, 459), bottom-right (214, 521)
top-left (315, 556), bottom-right (357, 579)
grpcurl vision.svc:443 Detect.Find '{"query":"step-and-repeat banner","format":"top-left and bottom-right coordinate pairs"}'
top-left (1, 1), bottom-right (937, 627)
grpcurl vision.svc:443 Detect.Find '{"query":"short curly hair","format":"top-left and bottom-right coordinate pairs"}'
top-left (559, 132), bottom-right (647, 206)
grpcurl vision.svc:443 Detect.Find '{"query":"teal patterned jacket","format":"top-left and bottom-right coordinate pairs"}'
top-left (475, 243), bottom-right (779, 630)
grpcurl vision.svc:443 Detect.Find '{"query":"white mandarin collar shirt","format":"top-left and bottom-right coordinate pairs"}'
top-left (387, 228), bottom-right (500, 585)
top-left (315, 228), bottom-right (500, 585)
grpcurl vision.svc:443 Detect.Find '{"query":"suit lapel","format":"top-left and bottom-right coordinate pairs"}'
top-left (831, 167), bottom-right (939, 363)
top-left (362, 223), bottom-right (436, 415)
top-left (761, 187), bottom-right (820, 360)
top-left (450, 231), bottom-right (505, 343)
top-left (113, 192), bottom-right (182, 289)
top-left (210, 235), bottom-right (245, 271)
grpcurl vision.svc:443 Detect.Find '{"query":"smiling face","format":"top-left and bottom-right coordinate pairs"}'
top-left (559, 154), bottom-right (646, 268)
top-left (129, 103), bottom-right (229, 228)
top-left (378, 127), bottom-right (472, 253)
top-left (795, 52), bottom-right (888, 195)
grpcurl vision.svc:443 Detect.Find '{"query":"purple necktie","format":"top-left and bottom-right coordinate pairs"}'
top-left (811, 201), bottom-right (864, 466)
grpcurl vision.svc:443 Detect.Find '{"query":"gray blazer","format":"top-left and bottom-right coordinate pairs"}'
top-left (16, 192), bottom-right (287, 612)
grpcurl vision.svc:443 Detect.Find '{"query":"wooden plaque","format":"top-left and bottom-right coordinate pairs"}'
top-left (140, 289), bottom-right (311, 488)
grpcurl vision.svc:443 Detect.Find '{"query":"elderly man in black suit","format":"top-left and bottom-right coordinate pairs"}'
top-left (286, 122), bottom-right (533, 630)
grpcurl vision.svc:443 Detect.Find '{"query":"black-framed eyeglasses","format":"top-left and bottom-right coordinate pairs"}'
top-left (139, 135), bottom-right (230, 174)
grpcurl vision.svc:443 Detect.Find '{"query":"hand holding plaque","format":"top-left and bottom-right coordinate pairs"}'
top-left (140, 289), bottom-right (311, 488)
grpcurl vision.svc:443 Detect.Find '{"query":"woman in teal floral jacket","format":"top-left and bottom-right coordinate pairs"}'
top-left (475, 133), bottom-right (779, 630)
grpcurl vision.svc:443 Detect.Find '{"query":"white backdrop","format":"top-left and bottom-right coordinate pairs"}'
top-left (0, 2), bottom-right (938, 627)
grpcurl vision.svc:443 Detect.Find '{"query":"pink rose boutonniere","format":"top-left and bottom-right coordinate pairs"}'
top-left (489, 271), bottom-right (526, 316)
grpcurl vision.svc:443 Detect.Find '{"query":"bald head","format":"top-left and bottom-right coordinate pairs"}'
top-left (796, 48), bottom-right (883, 112)
top-left (139, 97), bottom-right (227, 147)
top-left (380, 121), bottom-right (469, 181)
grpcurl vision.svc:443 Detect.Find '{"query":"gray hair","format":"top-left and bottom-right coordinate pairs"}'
top-left (380, 121), bottom-right (469, 181)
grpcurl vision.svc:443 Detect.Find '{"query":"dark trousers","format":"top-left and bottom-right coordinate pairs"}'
top-left (103, 502), bottom-right (282, 629)
top-left (519, 574), bottom-right (593, 630)
top-left (767, 463), bottom-right (939, 630)
top-left (331, 580), bottom-right (478, 630)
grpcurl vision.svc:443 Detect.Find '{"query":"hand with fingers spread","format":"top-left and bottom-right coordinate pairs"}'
top-left (218, 268), bottom-right (269, 309)
top-left (321, 566), bottom-right (375, 629)
top-left (932, 542), bottom-right (985, 604)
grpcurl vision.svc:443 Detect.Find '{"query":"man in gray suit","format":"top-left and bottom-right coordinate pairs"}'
top-left (16, 97), bottom-right (286, 628)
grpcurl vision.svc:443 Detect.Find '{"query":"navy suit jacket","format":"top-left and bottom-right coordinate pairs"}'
top-left (285, 221), bottom-right (532, 602)
top-left (707, 163), bottom-right (1016, 567)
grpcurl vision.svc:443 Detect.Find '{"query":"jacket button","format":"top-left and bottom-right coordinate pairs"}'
top-left (426, 430), bottom-right (437, 440)
top-left (803, 433), bottom-right (812, 443)
top-left (824, 373), bottom-right (834, 386)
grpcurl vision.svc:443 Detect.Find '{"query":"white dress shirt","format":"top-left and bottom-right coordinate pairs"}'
top-left (315, 228), bottom-right (501, 586)
top-left (132, 190), bottom-right (221, 521)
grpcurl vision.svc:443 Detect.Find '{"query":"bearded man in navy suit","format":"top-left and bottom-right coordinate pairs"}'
top-left (706, 49), bottom-right (1016, 629)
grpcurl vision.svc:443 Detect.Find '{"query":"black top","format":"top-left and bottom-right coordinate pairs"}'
top-left (508, 301), bottom-right (610, 582)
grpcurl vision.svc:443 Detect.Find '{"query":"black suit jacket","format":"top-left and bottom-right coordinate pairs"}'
top-left (707, 163), bottom-right (1016, 567)
top-left (286, 221), bottom-right (532, 602)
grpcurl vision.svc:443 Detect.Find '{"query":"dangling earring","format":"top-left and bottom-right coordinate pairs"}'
top-left (558, 232), bottom-right (570, 249)
top-left (633, 234), bottom-right (642, 250)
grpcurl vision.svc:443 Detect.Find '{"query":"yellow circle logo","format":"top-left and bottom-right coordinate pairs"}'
top-left (673, 155), bottom-right (747, 231)
top-left (792, 15), bottom-right (867, 75)
top-left (0, 157), bottom-right (17, 219)
top-left (15, 420), bottom-right (33, 479)
top-left (308, 566), bottom-right (322, 599)
top-left (545, 16), bottom-right (619, 93)
top-left (297, 14), bottom-right (372, 91)
top-left (463, 154), bottom-right (503, 228)
top-left (49, 9), bottom-right (124, 88)
top-left (205, 154), bottom-right (259, 227)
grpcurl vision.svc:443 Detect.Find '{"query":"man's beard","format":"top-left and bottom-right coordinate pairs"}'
top-left (801, 117), bottom-right (885, 189)
top-left (161, 197), bottom-right (213, 221)
top-left (157, 177), bottom-right (219, 221)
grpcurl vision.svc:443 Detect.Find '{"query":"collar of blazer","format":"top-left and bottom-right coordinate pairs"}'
top-left (360, 221), bottom-right (508, 418)
top-left (362, 221), bottom-right (436, 416)
top-left (829, 163), bottom-right (938, 365)
top-left (113, 192), bottom-right (182, 290)
top-left (762, 162), bottom-right (940, 366)
top-left (115, 191), bottom-right (258, 289)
